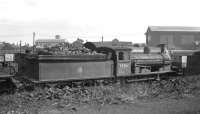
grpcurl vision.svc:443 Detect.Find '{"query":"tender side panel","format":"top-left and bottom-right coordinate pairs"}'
top-left (38, 60), bottom-right (113, 81)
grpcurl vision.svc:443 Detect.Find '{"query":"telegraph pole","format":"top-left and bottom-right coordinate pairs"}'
top-left (33, 32), bottom-right (35, 53)
top-left (20, 40), bottom-right (21, 54)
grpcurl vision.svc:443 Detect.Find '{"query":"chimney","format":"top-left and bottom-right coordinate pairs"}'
top-left (55, 35), bottom-right (60, 39)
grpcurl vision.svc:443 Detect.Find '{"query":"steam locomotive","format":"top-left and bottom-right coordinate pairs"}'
top-left (11, 42), bottom-right (175, 83)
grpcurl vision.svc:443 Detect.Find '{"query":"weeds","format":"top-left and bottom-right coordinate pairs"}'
top-left (1, 75), bottom-right (200, 113)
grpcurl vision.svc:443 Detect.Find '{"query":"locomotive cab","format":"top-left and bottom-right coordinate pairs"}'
top-left (112, 47), bottom-right (132, 77)
top-left (95, 46), bottom-right (132, 77)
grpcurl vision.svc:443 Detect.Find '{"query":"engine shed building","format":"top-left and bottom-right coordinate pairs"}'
top-left (35, 38), bottom-right (65, 48)
top-left (92, 39), bottom-right (133, 48)
top-left (146, 26), bottom-right (200, 50)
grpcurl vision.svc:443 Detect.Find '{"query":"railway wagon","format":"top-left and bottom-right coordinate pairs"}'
top-left (0, 53), bottom-right (18, 78)
top-left (171, 50), bottom-right (200, 75)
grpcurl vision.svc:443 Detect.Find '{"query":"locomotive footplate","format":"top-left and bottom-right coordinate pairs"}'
top-left (117, 70), bottom-right (176, 83)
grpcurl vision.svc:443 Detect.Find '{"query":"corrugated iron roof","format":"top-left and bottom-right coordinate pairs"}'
top-left (148, 26), bottom-right (200, 32)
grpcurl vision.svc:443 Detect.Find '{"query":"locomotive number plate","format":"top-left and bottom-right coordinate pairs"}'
top-left (119, 63), bottom-right (129, 68)
top-left (118, 63), bottom-right (130, 75)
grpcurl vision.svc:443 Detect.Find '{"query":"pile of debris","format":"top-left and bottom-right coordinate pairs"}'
top-left (15, 76), bottom-right (200, 105)
top-left (16, 84), bottom-right (136, 105)
top-left (148, 76), bottom-right (200, 99)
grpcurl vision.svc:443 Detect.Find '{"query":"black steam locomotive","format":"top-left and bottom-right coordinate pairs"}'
top-left (12, 42), bottom-right (174, 83)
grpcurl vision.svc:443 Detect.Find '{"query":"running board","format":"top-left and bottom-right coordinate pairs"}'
top-left (126, 77), bottom-right (156, 83)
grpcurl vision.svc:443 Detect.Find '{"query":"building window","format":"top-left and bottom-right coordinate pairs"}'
top-left (119, 52), bottom-right (124, 60)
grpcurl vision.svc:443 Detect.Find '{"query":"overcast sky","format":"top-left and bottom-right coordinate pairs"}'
top-left (1, 0), bottom-right (200, 45)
